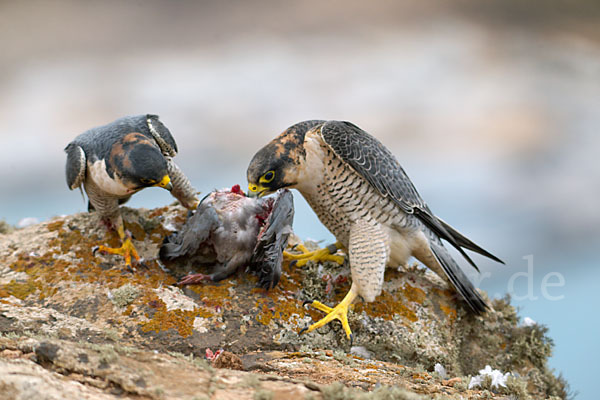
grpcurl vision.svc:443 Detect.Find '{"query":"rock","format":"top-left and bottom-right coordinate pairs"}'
top-left (211, 350), bottom-right (244, 370)
top-left (0, 205), bottom-right (569, 399)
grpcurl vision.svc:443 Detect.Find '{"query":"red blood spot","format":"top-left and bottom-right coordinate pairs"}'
top-left (255, 197), bottom-right (274, 225)
top-left (230, 184), bottom-right (244, 195)
top-left (205, 348), bottom-right (224, 361)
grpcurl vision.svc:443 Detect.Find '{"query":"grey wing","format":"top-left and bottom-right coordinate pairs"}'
top-left (320, 121), bottom-right (502, 270)
top-left (146, 114), bottom-right (178, 157)
top-left (65, 143), bottom-right (86, 190)
top-left (250, 189), bottom-right (295, 289)
top-left (159, 204), bottom-right (219, 260)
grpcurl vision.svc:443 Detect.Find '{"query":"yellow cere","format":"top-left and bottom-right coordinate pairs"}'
top-left (156, 174), bottom-right (171, 188)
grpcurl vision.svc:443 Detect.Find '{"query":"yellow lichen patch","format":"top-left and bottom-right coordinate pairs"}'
top-left (254, 292), bottom-right (307, 327)
top-left (431, 287), bottom-right (458, 322)
top-left (252, 262), bottom-right (327, 325)
top-left (5, 253), bottom-right (66, 300)
top-left (47, 226), bottom-right (98, 258)
top-left (46, 220), bottom-right (65, 232)
top-left (148, 206), bottom-right (170, 219)
top-left (125, 220), bottom-right (146, 242)
top-left (4, 218), bottom-right (179, 306)
top-left (275, 265), bottom-right (303, 294)
top-left (439, 304), bottom-right (457, 320)
top-left (187, 281), bottom-right (233, 309)
top-left (255, 302), bottom-right (275, 325)
top-left (401, 284), bottom-right (427, 305)
top-left (355, 290), bottom-right (417, 322)
top-left (102, 230), bottom-right (123, 249)
top-left (272, 298), bottom-right (308, 324)
top-left (431, 287), bottom-right (455, 301)
top-left (2, 280), bottom-right (37, 300)
top-left (140, 297), bottom-right (213, 338)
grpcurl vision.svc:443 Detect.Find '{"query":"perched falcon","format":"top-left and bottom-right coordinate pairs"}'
top-left (247, 120), bottom-right (503, 342)
top-left (160, 185), bottom-right (294, 289)
top-left (65, 114), bottom-right (199, 268)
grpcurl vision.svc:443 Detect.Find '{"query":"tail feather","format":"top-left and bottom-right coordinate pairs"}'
top-left (437, 217), bottom-right (505, 265)
top-left (429, 240), bottom-right (488, 314)
top-left (414, 208), bottom-right (481, 272)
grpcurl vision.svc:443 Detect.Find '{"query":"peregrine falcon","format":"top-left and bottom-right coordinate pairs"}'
top-left (160, 185), bottom-right (294, 289)
top-left (65, 114), bottom-right (199, 268)
top-left (247, 120), bottom-right (503, 341)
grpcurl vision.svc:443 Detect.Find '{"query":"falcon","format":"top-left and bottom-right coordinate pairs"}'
top-left (246, 120), bottom-right (503, 342)
top-left (65, 114), bottom-right (199, 268)
top-left (160, 185), bottom-right (294, 289)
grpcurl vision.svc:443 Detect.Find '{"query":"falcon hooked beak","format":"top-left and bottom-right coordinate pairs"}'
top-left (155, 174), bottom-right (173, 191)
top-left (247, 182), bottom-right (271, 198)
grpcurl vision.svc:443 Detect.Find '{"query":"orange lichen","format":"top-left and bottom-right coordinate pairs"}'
top-left (431, 287), bottom-right (458, 322)
top-left (2, 280), bottom-right (37, 300)
top-left (256, 302), bottom-right (274, 325)
top-left (249, 262), bottom-right (322, 326)
top-left (1, 215), bottom-right (180, 306)
top-left (439, 304), bottom-right (457, 320)
top-left (125, 220), bottom-right (146, 242)
top-left (148, 206), bottom-right (171, 219)
top-left (46, 220), bottom-right (65, 232)
top-left (355, 290), bottom-right (418, 322)
top-left (401, 284), bottom-right (427, 305)
top-left (140, 297), bottom-right (213, 337)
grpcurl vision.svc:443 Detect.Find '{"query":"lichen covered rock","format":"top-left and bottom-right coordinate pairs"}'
top-left (0, 206), bottom-right (569, 399)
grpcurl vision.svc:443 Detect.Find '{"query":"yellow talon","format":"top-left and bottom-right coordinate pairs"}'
top-left (93, 224), bottom-right (141, 269)
top-left (300, 284), bottom-right (358, 342)
top-left (284, 242), bottom-right (345, 266)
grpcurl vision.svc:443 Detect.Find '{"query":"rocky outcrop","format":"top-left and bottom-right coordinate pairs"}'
top-left (0, 205), bottom-right (568, 399)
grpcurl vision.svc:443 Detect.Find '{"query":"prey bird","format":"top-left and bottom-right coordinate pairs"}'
top-left (160, 185), bottom-right (294, 289)
top-left (246, 120), bottom-right (503, 342)
top-left (65, 114), bottom-right (199, 268)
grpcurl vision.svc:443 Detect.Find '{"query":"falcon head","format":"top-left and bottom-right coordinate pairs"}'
top-left (247, 120), bottom-right (324, 197)
top-left (109, 133), bottom-right (173, 193)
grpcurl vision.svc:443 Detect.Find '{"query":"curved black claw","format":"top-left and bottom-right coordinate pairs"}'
top-left (299, 326), bottom-right (309, 335)
top-left (326, 243), bottom-right (338, 254)
top-left (92, 246), bottom-right (100, 256)
top-left (302, 300), bottom-right (314, 308)
top-left (138, 259), bottom-right (149, 270)
top-left (349, 333), bottom-right (354, 347)
top-left (289, 260), bottom-right (298, 267)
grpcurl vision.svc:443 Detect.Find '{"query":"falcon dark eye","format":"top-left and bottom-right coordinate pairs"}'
top-left (263, 171), bottom-right (275, 183)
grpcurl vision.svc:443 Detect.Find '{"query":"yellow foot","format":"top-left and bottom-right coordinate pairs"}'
top-left (284, 242), bottom-right (345, 267)
top-left (93, 236), bottom-right (142, 270)
top-left (300, 285), bottom-right (358, 344)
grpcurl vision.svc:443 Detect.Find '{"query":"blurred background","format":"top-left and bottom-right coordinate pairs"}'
top-left (0, 1), bottom-right (597, 397)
